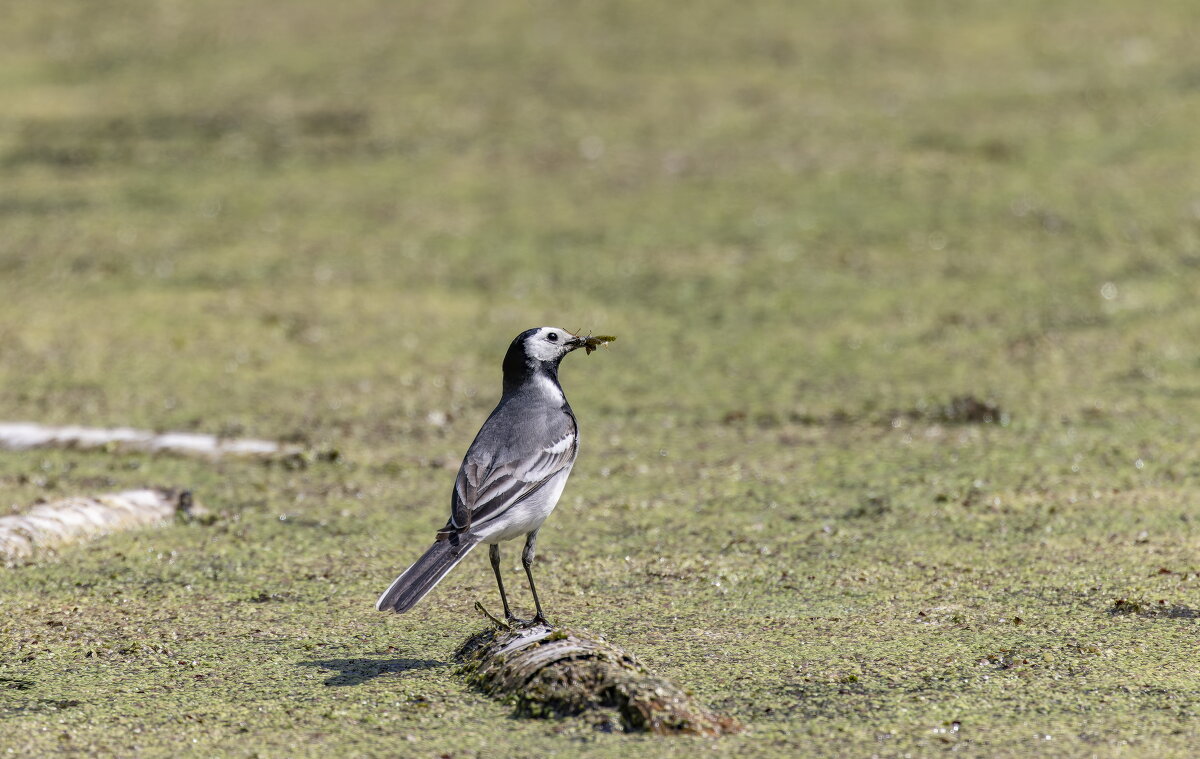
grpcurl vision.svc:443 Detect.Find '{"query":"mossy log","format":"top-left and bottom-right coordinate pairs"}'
top-left (456, 622), bottom-right (741, 736)
top-left (0, 488), bottom-right (200, 565)
top-left (0, 421), bottom-right (301, 460)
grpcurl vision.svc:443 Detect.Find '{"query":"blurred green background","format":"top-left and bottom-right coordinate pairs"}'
top-left (1, 1), bottom-right (1199, 756)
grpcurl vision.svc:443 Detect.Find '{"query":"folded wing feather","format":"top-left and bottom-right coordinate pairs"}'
top-left (447, 431), bottom-right (577, 533)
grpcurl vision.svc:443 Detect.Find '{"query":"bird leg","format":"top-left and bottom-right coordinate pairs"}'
top-left (489, 544), bottom-right (516, 623)
top-left (522, 530), bottom-right (551, 627)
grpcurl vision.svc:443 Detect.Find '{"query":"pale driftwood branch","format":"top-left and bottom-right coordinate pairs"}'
top-left (0, 488), bottom-right (200, 565)
top-left (456, 623), bottom-right (741, 736)
top-left (0, 422), bottom-right (300, 460)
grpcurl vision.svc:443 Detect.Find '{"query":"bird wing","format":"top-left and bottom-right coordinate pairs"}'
top-left (447, 428), bottom-right (577, 533)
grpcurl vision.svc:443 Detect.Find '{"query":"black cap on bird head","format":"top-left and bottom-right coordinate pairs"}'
top-left (501, 327), bottom-right (588, 390)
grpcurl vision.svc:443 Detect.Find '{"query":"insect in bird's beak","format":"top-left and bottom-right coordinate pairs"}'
top-left (566, 333), bottom-right (617, 355)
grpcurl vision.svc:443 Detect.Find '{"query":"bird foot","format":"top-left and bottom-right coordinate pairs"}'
top-left (506, 612), bottom-right (553, 630)
top-left (475, 602), bottom-right (552, 630)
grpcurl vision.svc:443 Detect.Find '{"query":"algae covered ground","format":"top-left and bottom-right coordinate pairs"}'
top-left (2, 0), bottom-right (1200, 756)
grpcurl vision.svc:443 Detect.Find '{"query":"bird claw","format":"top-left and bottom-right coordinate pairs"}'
top-left (505, 612), bottom-right (553, 630)
top-left (474, 602), bottom-right (553, 631)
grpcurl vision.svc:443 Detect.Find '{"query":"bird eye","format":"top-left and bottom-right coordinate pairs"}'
top-left (547, 332), bottom-right (558, 342)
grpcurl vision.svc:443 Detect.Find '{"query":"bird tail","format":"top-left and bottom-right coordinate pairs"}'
top-left (375, 534), bottom-right (480, 613)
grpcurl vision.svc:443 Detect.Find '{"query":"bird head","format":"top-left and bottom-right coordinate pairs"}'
top-left (502, 327), bottom-right (614, 389)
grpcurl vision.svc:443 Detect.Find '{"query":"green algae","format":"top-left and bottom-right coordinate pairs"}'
top-left (1, 0), bottom-right (1200, 756)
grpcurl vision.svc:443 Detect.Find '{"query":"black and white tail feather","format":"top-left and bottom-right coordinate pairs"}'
top-left (375, 534), bottom-right (480, 612)
top-left (375, 326), bottom-right (603, 624)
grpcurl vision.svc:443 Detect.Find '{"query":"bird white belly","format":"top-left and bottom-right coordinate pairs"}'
top-left (478, 465), bottom-right (573, 544)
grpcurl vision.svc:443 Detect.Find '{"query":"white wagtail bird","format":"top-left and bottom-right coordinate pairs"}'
top-left (376, 327), bottom-right (614, 626)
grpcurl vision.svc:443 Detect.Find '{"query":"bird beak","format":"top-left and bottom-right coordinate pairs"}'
top-left (564, 334), bottom-right (588, 351)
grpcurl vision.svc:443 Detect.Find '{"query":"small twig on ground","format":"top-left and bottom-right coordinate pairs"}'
top-left (474, 601), bottom-right (511, 630)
